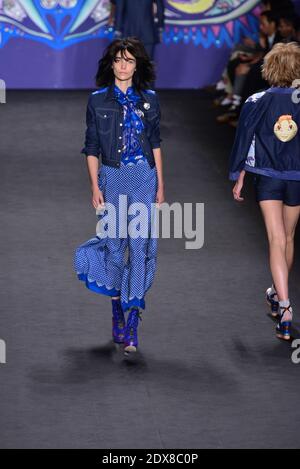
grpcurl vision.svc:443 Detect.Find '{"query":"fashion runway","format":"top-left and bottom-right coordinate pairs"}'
top-left (1, 89), bottom-right (300, 449)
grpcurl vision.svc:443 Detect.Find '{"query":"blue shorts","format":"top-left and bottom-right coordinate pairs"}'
top-left (254, 175), bottom-right (300, 206)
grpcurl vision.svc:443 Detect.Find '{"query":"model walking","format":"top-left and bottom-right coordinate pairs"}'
top-left (114, 0), bottom-right (165, 60)
top-left (74, 37), bottom-right (165, 353)
top-left (229, 42), bottom-right (300, 340)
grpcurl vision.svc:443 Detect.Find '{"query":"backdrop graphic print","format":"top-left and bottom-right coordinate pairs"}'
top-left (0, 0), bottom-right (261, 88)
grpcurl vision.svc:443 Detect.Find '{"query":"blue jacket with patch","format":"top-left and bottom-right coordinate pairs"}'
top-left (229, 87), bottom-right (300, 181)
top-left (81, 82), bottom-right (162, 169)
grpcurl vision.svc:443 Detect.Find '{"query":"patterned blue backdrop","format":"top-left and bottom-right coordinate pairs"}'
top-left (0, 1), bottom-right (265, 88)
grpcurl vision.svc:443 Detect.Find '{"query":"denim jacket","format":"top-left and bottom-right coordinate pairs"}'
top-left (81, 83), bottom-right (162, 169)
top-left (229, 87), bottom-right (300, 181)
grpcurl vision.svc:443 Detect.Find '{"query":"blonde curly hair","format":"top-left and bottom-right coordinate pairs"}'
top-left (262, 42), bottom-right (300, 87)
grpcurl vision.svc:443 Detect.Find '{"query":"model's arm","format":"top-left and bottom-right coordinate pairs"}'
top-left (229, 97), bottom-right (262, 202)
top-left (232, 169), bottom-right (246, 202)
top-left (153, 148), bottom-right (165, 206)
top-left (149, 96), bottom-right (165, 206)
top-left (81, 96), bottom-right (105, 209)
top-left (228, 98), bottom-right (259, 181)
top-left (86, 156), bottom-right (105, 209)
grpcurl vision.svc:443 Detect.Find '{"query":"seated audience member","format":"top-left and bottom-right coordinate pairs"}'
top-left (214, 0), bottom-right (295, 105)
top-left (217, 10), bottom-right (281, 124)
top-left (277, 14), bottom-right (299, 43)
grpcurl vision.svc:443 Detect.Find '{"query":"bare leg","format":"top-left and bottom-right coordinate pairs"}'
top-left (259, 201), bottom-right (289, 302)
top-left (283, 204), bottom-right (300, 272)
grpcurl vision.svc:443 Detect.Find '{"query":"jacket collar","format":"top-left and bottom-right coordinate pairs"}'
top-left (104, 82), bottom-right (149, 105)
top-left (267, 86), bottom-right (296, 94)
top-left (104, 82), bottom-right (117, 102)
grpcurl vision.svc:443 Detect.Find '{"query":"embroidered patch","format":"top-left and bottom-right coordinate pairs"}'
top-left (274, 115), bottom-right (298, 142)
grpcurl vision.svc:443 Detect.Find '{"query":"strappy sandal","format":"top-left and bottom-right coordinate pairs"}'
top-left (265, 287), bottom-right (280, 319)
top-left (276, 304), bottom-right (293, 341)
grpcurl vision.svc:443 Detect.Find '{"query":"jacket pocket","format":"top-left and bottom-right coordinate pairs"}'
top-left (95, 111), bottom-right (113, 135)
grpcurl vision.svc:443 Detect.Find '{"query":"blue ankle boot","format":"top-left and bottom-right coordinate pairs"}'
top-left (111, 298), bottom-right (125, 343)
top-left (124, 308), bottom-right (142, 353)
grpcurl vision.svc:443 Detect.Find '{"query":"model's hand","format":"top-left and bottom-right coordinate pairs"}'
top-left (92, 187), bottom-right (105, 209)
top-left (156, 185), bottom-right (165, 207)
top-left (232, 179), bottom-right (244, 202)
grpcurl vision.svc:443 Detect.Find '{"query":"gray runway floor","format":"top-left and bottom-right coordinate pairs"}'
top-left (1, 90), bottom-right (300, 449)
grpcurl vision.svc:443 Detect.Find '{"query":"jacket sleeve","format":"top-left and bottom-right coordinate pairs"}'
top-left (149, 96), bottom-right (162, 149)
top-left (81, 95), bottom-right (101, 158)
top-left (155, 0), bottom-right (165, 29)
top-left (228, 97), bottom-right (262, 181)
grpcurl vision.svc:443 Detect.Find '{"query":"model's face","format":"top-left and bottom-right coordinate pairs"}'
top-left (112, 49), bottom-right (136, 82)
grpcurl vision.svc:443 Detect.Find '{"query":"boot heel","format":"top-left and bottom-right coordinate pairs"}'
top-left (124, 308), bottom-right (142, 354)
top-left (276, 321), bottom-right (292, 340)
top-left (276, 304), bottom-right (293, 341)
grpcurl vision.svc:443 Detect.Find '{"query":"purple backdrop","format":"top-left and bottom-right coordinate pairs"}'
top-left (1, 0), bottom-right (293, 89)
top-left (0, 36), bottom-right (232, 89)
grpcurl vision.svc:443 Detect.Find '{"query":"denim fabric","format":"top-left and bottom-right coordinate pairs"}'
top-left (81, 82), bottom-right (162, 169)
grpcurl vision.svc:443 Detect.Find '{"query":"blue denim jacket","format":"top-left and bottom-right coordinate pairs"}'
top-left (229, 87), bottom-right (300, 181)
top-left (81, 83), bottom-right (162, 169)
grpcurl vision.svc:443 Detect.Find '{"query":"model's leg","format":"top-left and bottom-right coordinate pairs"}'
top-left (101, 167), bottom-right (129, 343)
top-left (259, 200), bottom-right (294, 340)
top-left (121, 162), bottom-right (158, 353)
top-left (259, 200), bottom-right (288, 302)
top-left (121, 163), bottom-right (158, 313)
top-left (282, 204), bottom-right (300, 272)
top-left (111, 296), bottom-right (126, 344)
top-left (74, 165), bottom-right (128, 297)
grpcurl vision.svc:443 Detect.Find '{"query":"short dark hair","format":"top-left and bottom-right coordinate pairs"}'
top-left (260, 10), bottom-right (278, 25)
top-left (95, 37), bottom-right (156, 90)
top-left (278, 13), bottom-right (299, 30)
